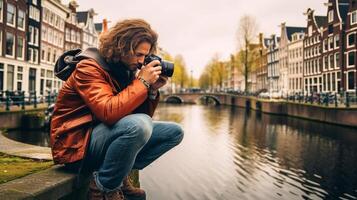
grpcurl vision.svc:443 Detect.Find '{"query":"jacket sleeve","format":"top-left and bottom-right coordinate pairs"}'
top-left (73, 59), bottom-right (149, 125)
top-left (133, 92), bottom-right (160, 117)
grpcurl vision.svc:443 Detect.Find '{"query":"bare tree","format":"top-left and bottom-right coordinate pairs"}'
top-left (236, 15), bottom-right (258, 93)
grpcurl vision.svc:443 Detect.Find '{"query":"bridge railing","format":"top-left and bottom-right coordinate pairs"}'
top-left (0, 90), bottom-right (58, 111)
top-left (165, 91), bottom-right (357, 108)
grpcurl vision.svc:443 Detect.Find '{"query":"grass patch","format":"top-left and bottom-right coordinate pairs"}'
top-left (0, 153), bottom-right (53, 184)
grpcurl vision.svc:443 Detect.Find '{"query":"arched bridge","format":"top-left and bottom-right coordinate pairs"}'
top-left (161, 93), bottom-right (232, 105)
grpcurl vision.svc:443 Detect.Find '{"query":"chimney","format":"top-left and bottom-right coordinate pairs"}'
top-left (103, 18), bottom-right (108, 33)
top-left (259, 33), bottom-right (263, 45)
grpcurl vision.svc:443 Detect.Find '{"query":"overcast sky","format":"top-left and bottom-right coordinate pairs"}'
top-left (64, 0), bottom-right (327, 78)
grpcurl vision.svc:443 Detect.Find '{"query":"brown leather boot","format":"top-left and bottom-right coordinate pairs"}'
top-left (88, 176), bottom-right (125, 200)
top-left (121, 176), bottom-right (146, 200)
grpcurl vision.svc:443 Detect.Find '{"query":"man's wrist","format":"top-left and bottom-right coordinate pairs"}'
top-left (137, 76), bottom-right (150, 89)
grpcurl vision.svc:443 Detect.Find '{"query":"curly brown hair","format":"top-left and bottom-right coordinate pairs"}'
top-left (99, 19), bottom-right (158, 63)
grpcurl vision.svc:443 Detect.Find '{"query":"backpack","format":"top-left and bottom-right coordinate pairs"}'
top-left (54, 47), bottom-right (111, 81)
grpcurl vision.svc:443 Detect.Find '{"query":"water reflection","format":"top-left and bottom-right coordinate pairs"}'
top-left (4, 129), bottom-right (50, 147)
top-left (3, 104), bottom-right (357, 200)
top-left (143, 104), bottom-right (357, 200)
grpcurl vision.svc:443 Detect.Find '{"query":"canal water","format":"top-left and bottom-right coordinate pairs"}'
top-left (4, 104), bottom-right (357, 200)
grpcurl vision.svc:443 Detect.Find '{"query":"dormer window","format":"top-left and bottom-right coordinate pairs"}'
top-left (328, 10), bottom-right (334, 23)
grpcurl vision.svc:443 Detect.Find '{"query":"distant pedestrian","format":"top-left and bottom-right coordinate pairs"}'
top-left (50, 18), bottom-right (184, 200)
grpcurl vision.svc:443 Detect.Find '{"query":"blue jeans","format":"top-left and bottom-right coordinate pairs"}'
top-left (85, 114), bottom-right (184, 192)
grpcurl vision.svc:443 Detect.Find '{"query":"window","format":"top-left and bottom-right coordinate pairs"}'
top-left (41, 49), bottom-right (45, 61)
top-left (17, 10), bottom-right (25, 30)
top-left (34, 28), bottom-right (39, 45)
top-left (28, 26), bottom-right (34, 44)
top-left (6, 65), bottom-right (14, 91)
top-left (328, 10), bottom-right (334, 23)
top-left (335, 53), bottom-right (340, 69)
top-left (47, 48), bottom-right (51, 62)
top-left (329, 37), bottom-right (334, 50)
top-left (334, 35), bottom-right (339, 48)
top-left (332, 72), bottom-right (336, 91)
top-left (65, 28), bottom-right (70, 41)
top-left (53, 50), bottom-right (56, 63)
top-left (323, 39), bottom-right (327, 52)
top-left (27, 48), bottom-right (33, 62)
top-left (352, 11), bottom-right (357, 25)
top-left (348, 33), bottom-right (355, 47)
top-left (7, 4), bottom-right (15, 26)
top-left (330, 54), bottom-right (334, 69)
top-left (348, 52), bottom-right (355, 67)
top-left (17, 66), bottom-right (23, 91)
top-left (17, 36), bottom-right (24, 59)
top-left (33, 49), bottom-right (38, 63)
top-left (0, 0), bottom-right (3, 22)
top-left (71, 29), bottom-right (75, 42)
top-left (28, 68), bottom-right (36, 92)
top-left (42, 26), bottom-right (47, 41)
top-left (43, 8), bottom-right (49, 22)
top-left (29, 6), bottom-right (40, 21)
top-left (6, 32), bottom-right (14, 57)
top-left (348, 71), bottom-right (355, 90)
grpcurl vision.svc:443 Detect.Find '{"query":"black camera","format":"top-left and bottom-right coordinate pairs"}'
top-left (144, 55), bottom-right (174, 77)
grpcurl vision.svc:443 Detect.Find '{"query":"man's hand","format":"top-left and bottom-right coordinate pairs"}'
top-left (137, 60), bottom-right (161, 85)
top-left (150, 76), bottom-right (168, 90)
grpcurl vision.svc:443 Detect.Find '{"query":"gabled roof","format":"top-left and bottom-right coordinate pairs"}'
top-left (286, 27), bottom-right (306, 41)
top-left (77, 11), bottom-right (88, 25)
top-left (315, 16), bottom-right (327, 28)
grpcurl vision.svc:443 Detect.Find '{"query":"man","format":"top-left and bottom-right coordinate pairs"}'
top-left (50, 19), bottom-right (184, 200)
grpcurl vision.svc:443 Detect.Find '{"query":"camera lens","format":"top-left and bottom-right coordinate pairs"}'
top-left (161, 61), bottom-right (174, 77)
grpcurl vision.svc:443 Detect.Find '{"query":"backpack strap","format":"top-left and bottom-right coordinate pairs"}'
top-left (76, 47), bottom-right (111, 72)
top-left (54, 47), bottom-right (111, 81)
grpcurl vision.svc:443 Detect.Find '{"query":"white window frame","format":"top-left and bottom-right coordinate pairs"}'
top-left (335, 52), bottom-right (340, 69)
top-left (34, 27), bottom-right (39, 46)
top-left (28, 48), bottom-right (33, 63)
top-left (6, 3), bottom-right (16, 27)
top-left (347, 50), bottom-right (356, 68)
top-left (17, 9), bottom-right (25, 31)
top-left (28, 26), bottom-right (34, 44)
top-left (346, 71), bottom-right (356, 91)
top-left (0, 0), bottom-right (3, 23)
top-left (328, 10), bottom-right (334, 23)
top-left (334, 34), bottom-right (339, 49)
top-left (41, 48), bottom-right (46, 61)
top-left (347, 32), bottom-right (356, 48)
top-left (329, 54), bottom-right (334, 70)
top-left (33, 49), bottom-right (38, 64)
top-left (16, 66), bottom-right (23, 91)
top-left (16, 36), bottom-right (24, 60)
top-left (5, 32), bottom-right (15, 58)
top-left (351, 11), bottom-right (357, 25)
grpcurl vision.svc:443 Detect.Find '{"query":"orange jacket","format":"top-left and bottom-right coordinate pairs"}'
top-left (50, 59), bottom-right (159, 164)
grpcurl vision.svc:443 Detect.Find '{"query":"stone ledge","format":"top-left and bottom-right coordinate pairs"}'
top-left (0, 165), bottom-right (88, 200)
top-left (0, 132), bottom-right (52, 161)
